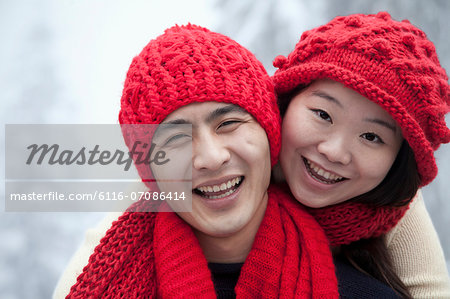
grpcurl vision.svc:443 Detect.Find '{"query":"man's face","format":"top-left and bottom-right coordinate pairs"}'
top-left (151, 102), bottom-right (271, 239)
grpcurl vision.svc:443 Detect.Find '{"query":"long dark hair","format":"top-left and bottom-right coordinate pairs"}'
top-left (337, 140), bottom-right (420, 299)
top-left (279, 87), bottom-right (421, 298)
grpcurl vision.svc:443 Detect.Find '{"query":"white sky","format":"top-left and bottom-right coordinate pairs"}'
top-left (1, 0), bottom-right (215, 124)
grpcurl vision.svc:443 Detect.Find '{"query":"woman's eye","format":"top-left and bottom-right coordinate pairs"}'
top-left (361, 132), bottom-right (384, 144)
top-left (311, 109), bottom-right (332, 123)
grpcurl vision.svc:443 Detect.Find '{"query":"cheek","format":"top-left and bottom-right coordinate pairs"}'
top-left (282, 98), bottom-right (310, 136)
top-left (281, 119), bottom-right (314, 162)
top-left (361, 151), bottom-right (397, 182)
top-left (281, 117), bottom-right (299, 151)
top-left (280, 117), bottom-right (299, 166)
top-left (237, 129), bottom-right (271, 163)
top-left (236, 132), bottom-right (272, 189)
top-left (156, 148), bottom-right (191, 178)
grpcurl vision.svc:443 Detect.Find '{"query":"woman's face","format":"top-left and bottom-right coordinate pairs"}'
top-left (280, 79), bottom-right (403, 208)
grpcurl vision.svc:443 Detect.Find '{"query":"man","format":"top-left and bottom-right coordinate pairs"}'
top-left (55, 24), bottom-right (338, 298)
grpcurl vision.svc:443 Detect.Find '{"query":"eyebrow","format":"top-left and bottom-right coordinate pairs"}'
top-left (312, 90), bottom-right (397, 133)
top-left (160, 119), bottom-right (191, 126)
top-left (311, 90), bottom-right (343, 108)
top-left (153, 120), bottom-right (191, 140)
top-left (364, 118), bottom-right (397, 133)
top-left (205, 104), bottom-right (247, 124)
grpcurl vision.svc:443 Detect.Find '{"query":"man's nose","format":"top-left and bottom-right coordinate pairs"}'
top-left (193, 133), bottom-right (231, 171)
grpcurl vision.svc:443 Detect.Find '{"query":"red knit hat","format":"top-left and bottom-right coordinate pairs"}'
top-left (119, 24), bottom-right (281, 181)
top-left (273, 11), bottom-right (449, 186)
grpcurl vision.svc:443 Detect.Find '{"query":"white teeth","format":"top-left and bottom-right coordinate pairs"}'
top-left (207, 188), bottom-right (234, 199)
top-left (196, 177), bottom-right (242, 194)
top-left (307, 160), bottom-right (343, 181)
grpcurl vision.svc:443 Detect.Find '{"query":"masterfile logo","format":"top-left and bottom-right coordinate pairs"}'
top-left (4, 124), bottom-right (192, 212)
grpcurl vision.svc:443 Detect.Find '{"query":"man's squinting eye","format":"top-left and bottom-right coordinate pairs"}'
top-left (163, 133), bottom-right (191, 146)
top-left (360, 132), bottom-right (384, 144)
top-left (217, 119), bottom-right (242, 130)
top-left (311, 109), bottom-right (332, 123)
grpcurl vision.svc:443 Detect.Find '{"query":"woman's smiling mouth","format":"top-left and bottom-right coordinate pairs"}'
top-left (303, 157), bottom-right (347, 184)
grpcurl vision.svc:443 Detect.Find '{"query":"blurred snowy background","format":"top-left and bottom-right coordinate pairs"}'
top-left (1, 0), bottom-right (449, 298)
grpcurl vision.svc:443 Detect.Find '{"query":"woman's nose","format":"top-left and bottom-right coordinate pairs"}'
top-left (317, 135), bottom-right (352, 165)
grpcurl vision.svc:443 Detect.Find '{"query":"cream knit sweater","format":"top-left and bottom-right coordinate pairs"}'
top-left (54, 191), bottom-right (450, 298)
top-left (385, 190), bottom-right (450, 298)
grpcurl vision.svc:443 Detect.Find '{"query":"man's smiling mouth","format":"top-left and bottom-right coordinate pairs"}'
top-left (194, 176), bottom-right (244, 199)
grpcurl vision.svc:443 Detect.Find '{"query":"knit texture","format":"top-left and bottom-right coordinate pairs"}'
top-left (66, 185), bottom-right (339, 298)
top-left (67, 199), bottom-right (156, 297)
top-left (273, 181), bottom-right (408, 246)
top-left (119, 24), bottom-right (281, 188)
top-left (273, 11), bottom-right (449, 187)
top-left (307, 200), bottom-right (408, 246)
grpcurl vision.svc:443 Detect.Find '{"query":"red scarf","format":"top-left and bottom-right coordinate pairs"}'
top-left (67, 185), bottom-right (339, 298)
top-left (307, 201), bottom-right (409, 246)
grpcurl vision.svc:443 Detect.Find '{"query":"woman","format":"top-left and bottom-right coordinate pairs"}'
top-left (272, 12), bottom-right (450, 298)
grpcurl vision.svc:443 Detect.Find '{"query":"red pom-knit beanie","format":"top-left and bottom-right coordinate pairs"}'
top-left (119, 24), bottom-right (281, 182)
top-left (273, 11), bottom-right (449, 187)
